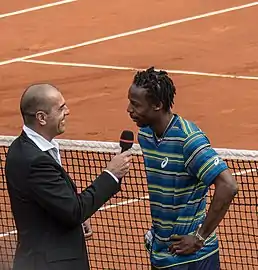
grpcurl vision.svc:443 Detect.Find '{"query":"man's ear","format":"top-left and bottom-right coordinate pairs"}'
top-left (36, 111), bottom-right (47, 126)
top-left (152, 101), bottom-right (163, 111)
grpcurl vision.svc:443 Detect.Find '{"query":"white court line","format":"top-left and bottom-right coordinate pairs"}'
top-left (0, 195), bottom-right (149, 238)
top-left (99, 195), bottom-right (149, 211)
top-left (0, 168), bottom-right (256, 238)
top-left (1, 1), bottom-right (258, 66)
top-left (0, 0), bottom-right (77, 19)
top-left (0, 230), bottom-right (17, 238)
top-left (22, 59), bottom-right (258, 80)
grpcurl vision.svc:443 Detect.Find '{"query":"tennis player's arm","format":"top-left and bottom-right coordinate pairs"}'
top-left (27, 155), bottom-right (120, 227)
top-left (183, 131), bottom-right (238, 240)
top-left (198, 169), bottom-right (238, 240)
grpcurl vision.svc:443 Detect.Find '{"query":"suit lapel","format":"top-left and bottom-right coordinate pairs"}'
top-left (60, 166), bottom-right (78, 192)
top-left (21, 131), bottom-right (77, 193)
top-left (45, 151), bottom-right (78, 193)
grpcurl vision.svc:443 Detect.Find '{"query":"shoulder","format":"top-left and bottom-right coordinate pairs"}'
top-left (174, 115), bottom-right (203, 137)
top-left (8, 134), bottom-right (40, 156)
top-left (7, 134), bottom-right (54, 166)
top-left (162, 115), bottom-right (205, 145)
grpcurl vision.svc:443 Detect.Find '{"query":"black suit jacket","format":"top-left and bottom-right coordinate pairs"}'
top-left (5, 131), bottom-right (120, 270)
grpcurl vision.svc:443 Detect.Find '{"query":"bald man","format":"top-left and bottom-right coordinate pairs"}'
top-left (5, 84), bottom-right (132, 270)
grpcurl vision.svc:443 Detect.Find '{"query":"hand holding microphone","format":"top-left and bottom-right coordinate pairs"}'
top-left (106, 130), bottom-right (134, 180)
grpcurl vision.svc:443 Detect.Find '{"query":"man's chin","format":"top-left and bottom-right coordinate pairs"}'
top-left (57, 127), bottom-right (65, 135)
top-left (136, 121), bottom-right (148, 128)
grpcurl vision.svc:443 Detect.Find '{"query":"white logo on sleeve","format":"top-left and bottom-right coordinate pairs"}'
top-left (214, 157), bottom-right (220, 166)
top-left (161, 157), bottom-right (169, 168)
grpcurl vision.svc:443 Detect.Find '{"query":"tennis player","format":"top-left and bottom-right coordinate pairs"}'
top-left (127, 67), bottom-right (238, 269)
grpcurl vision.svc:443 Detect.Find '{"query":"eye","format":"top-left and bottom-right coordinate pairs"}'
top-left (59, 103), bottom-right (67, 111)
top-left (131, 101), bottom-right (139, 107)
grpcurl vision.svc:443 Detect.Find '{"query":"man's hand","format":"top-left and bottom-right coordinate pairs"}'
top-left (82, 219), bottom-right (93, 240)
top-left (106, 150), bottom-right (132, 179)
top-left (168, 235), bottom-right (203, 255)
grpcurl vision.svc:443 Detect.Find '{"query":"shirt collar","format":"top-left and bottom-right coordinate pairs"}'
top-left (23, 125), bottom-right (59, 152)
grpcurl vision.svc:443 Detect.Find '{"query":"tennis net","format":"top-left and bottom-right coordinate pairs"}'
top-left (0, 136), bottom-right (257, 270)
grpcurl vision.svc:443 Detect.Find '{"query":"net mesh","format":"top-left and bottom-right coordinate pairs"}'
top-left (0, 136), bottom-right (257, 270)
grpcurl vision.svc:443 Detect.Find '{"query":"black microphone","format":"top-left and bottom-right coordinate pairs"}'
top-left (119, 130), bottom-right (134, 153)
top-left (118, 130), bottom-right (134, 185)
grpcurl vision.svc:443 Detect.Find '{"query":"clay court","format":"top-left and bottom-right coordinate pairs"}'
top-left (0, 0), bottom-right (258, 269)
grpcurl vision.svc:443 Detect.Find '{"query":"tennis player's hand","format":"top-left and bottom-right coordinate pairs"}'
top-left (168, 235), bottom-right (203, 255)
top-left (106, 150), bottom-right (132, 179)
top-left (82, 219), bottom-right (93, 240)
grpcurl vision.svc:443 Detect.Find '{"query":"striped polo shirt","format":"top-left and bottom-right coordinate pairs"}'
top-left (138, 114), bottom-right (227, 269)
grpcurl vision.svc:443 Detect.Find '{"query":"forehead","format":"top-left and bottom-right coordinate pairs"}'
top-left (128, 84), bottom-right (148, 101)
top-left (43, 90), bottom-right (65, 111)
top-left (48, 90), bottom-right (65, 104)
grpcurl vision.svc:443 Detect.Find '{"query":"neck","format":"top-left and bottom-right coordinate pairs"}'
top-left (151, 111), bottom-right (174, 138)
top-left (26, 124), bottom-right (53, 142)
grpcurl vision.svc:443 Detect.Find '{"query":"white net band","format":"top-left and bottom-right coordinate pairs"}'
top-left (0, 135), bottom-right (258, 161)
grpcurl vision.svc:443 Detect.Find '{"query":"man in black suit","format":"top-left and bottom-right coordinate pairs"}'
top-left (5, 84), bottom-right (132, 270)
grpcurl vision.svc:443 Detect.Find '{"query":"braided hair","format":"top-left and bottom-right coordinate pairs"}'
top-left (132, 67), bottom-right (176, 111)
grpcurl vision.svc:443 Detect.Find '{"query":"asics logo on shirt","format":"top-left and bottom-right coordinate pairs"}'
top-left (161, 157), bottom-right (169, 168)
top-left (214, 157), bottom-right (220, 166)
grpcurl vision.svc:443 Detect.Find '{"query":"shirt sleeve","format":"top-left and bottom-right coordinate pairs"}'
top-left (183, 131), bottom-right (228, 186)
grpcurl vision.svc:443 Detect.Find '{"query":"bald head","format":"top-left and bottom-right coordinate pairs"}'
top-left (20, 84), bottom-right (60, 125)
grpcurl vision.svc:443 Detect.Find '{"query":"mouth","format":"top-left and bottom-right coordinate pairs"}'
top-left (131, 118), bottom-right (139, 124)
top-left (130, 114), bottom-right (138, 122)
top-left (131, 117), bottom-right (142, 127)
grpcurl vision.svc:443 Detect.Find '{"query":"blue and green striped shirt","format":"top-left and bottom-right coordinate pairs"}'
top-left (139, 114), bottom-right (227, 268)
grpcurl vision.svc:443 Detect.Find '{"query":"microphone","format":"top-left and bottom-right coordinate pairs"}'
top-left (120, 130), bottom-right (134, 153)
top-left (118, 130), bottom-right (134, 185)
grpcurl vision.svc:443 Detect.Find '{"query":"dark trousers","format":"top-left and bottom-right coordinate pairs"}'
top-left (151, 252), bottom-right (220, 270)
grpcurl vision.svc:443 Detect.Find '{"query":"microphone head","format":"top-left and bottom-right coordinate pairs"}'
top-left (120, 130), bottom-right (134, 152)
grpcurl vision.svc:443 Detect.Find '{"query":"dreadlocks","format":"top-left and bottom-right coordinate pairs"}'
top-left (132, 67), bottom-right (176, 112)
